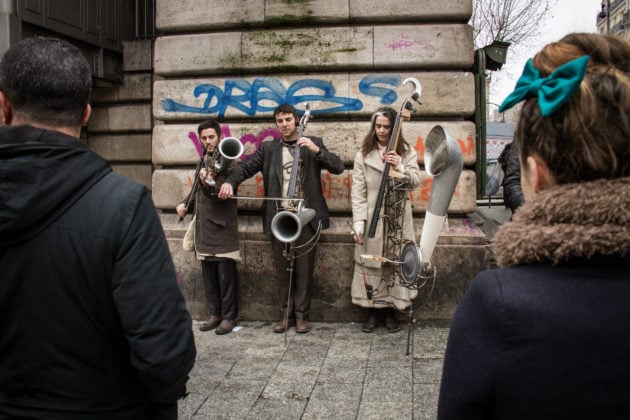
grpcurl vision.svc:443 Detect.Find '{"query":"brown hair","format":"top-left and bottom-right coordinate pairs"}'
top-left (197, 119), bottom-right (221, 137)
top-left (361, 106), bottom-right (409, 157)
top-left (273, 104), bottom-right (299, 121)
top-left (516, 33), bottom-right (630, 184)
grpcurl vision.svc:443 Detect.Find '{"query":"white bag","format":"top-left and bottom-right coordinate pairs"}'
top-left (486, 161), bottom-right (504, 196)
top-left (182, 215), bottom-right (195, 252)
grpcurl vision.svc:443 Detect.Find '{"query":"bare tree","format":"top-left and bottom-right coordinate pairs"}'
top-left (471, 0), bottom-right (557, 49)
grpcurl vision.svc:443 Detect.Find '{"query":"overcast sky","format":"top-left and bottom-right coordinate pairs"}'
top-left (489, 0), bottom-right (600, 106)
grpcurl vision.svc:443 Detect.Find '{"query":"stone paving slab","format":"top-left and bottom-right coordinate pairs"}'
top-left (179, 321), bottom-right (448, 419)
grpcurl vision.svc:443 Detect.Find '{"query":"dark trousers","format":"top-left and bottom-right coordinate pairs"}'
top-left (271, 223), bottom-right (316, 321)
top-left (201, 258), bottom-right (239, 320)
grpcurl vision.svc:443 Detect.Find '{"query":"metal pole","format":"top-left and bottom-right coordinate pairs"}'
top-left (607, 0), bottom-right (610, 35)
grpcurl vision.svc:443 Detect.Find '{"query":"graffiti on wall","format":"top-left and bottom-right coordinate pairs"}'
top-left (385, 32), bottom-right (435, 51)
top-left (163, 75), bottom-right (409, 117)
top-left (187, 126), bottom-right (281, 160)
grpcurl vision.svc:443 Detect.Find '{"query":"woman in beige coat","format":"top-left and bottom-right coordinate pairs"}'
top-left (351, 107), bottom-right (421, 332)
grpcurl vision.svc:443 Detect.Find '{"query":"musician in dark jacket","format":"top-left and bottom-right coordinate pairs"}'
top-left (438, 33), bottom-right (630, 419)
top-left (219, 104), bottom-right (344, 334)
top-left (177, 120), bottom-right (240, 335)
top-left (0, 37), bottom-right (195, 419)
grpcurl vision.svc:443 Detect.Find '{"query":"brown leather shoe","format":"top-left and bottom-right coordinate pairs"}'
top-left (215, 319), bottom-right (236, 335)
top-left (199, 315), bottom-right (221, 332)
top-left (295, 319), bottom-right (311, 334)
top-left (273, 318), bottom-right (295, 333)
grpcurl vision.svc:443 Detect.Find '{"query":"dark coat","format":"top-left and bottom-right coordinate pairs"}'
top-left (497, 142), bottom-right (524, 213)
top-left (438, 177), bottom-right (630, 419)
top-left (0, 125), bottom-right (196, 419)
top-left (438, 257), bottom-right (630, 419)
top-left (225, 136), bottom-right (344, 236)
top-left (183, 157), bottom-right (239, 255)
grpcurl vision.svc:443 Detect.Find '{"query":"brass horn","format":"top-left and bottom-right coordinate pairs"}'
top-left (216, 137), bottom-right (244, 173)
top-left (271, 208), bottom-right (316, 243)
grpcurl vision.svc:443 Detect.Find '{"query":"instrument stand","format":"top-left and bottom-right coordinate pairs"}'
top-left (405, 300), bottom-right (414, 356)
top-left (283, 242), bottom-right (296, 347)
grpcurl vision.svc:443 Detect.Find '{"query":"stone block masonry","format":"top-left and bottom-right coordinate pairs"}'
top-left (88, 40), bottom-right (154, 189)
top-left (150, 0), bottom-right (489, 321)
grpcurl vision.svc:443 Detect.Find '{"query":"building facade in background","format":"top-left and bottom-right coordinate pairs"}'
top-left (597, 0), bottom-right (630, 38)
top-left (1, 0), bottom-right (492, 322)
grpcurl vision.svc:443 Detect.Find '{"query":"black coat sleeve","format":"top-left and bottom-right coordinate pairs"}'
top-left (112, 186), bottom-right (196, 403)
top-left (498, 143), bottom-right (524, 213)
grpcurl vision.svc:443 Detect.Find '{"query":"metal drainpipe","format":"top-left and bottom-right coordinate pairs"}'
top-left (474, 49), bottom-right (488, 199)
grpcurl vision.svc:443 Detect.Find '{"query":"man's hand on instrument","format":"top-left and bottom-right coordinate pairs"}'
top-left (297, 137), bottom-right (320, 155)
top-left (218, 183), bottom-right (233, 199)
top-left (176, 203), bottom-right (187, 218)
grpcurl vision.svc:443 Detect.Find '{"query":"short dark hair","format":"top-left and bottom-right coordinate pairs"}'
top-left (0, 37), bottom-right (92, 127)
top-left (273, 104), bottom-right (299, 121)
top-left (197, 120), bottom-right (221, 137)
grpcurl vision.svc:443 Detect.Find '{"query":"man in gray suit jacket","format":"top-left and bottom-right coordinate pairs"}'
top-left (219, 104), bottom-right (344, 333)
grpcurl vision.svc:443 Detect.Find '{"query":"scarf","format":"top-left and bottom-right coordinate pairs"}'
top-left (493, 177), bottom-right (630, 267)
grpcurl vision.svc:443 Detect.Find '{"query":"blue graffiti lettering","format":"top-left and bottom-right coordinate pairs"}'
top-left (358, 75), bottom-right (400, 105)
top-left (286, 79), bottom-right (362, 115)
top-left (163, 77), bottom-right (373, 117)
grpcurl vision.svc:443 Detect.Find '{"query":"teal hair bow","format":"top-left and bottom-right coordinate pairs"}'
top-left (499, 55), bottom-right (590, 117)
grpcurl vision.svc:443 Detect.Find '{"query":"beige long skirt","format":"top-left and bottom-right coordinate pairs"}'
top-left (351, 262), bottom-right (417, 311)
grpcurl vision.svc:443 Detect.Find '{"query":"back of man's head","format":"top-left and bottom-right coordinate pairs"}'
top-left (0, 37), bottom-right (92, 128)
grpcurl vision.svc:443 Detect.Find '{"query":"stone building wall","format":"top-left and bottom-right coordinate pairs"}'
top-left (103, 0), bottom-right (489, 322)
top-left (88, 40), bottom-right (154, 189)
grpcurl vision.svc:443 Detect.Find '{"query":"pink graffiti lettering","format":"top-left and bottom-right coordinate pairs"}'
top-left (187, 126), bottom-right (281, 160)
top-left (386, 33), bottom-right (434, 51)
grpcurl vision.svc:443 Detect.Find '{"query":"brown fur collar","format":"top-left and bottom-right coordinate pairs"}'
top-left (493, 177), bottom-right (630, 267)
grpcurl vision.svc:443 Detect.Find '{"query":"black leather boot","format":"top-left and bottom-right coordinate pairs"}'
top-left (384, 308), bottom-right (400, 333)
top-left (362, 309), bottom-right (378, 333)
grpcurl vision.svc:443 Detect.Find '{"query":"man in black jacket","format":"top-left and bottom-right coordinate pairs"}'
top-left (0, 37), bottom-right (195, 419)
top-left (218, 104), bottom-right (344, 334)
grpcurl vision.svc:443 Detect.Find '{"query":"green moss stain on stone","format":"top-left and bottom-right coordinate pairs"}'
top-left (261, 53), bottom-right (286, 64)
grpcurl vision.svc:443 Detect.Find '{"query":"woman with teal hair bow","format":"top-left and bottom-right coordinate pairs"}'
top-left (439, 33), bottom-right (630, 419)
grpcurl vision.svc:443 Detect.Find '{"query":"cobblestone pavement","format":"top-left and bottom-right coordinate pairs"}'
top-left (179, 320), bottom-right (449, 419)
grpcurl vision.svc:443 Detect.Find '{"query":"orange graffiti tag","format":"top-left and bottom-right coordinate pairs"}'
top-left (413, 135), bottom-right (425, 158)
top-left (457, 135), bottom-right (475, 157)
top-left (255, 175), bottom-right (265, 197)
top-left (420, 178), bottom-right (433, 202)
top-left (321, 172), bottom-right (349, 200)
